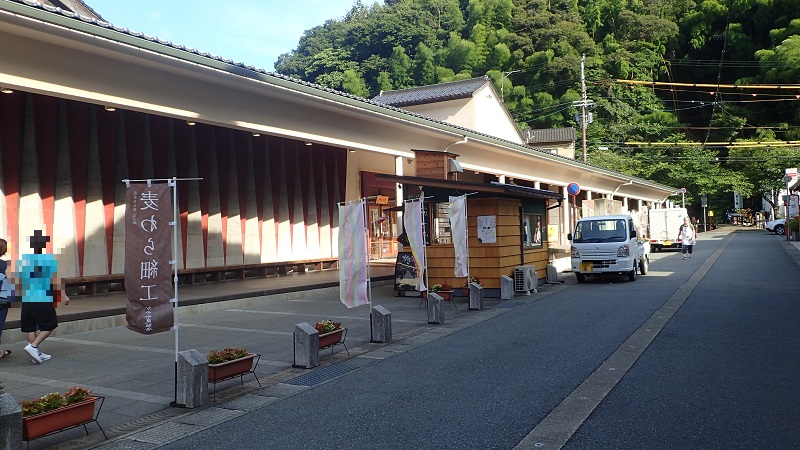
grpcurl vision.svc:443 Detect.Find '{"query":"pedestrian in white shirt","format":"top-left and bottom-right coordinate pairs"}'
top-left (678, 217), bottom-right (697, 259)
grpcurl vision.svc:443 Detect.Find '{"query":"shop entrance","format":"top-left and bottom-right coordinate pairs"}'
top-left (361, 171), bottom-right (399, 260)
top-left (368, 203), bottom-right (397, 259)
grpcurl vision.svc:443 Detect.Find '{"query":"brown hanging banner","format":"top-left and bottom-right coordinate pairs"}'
top-left (124, 182), bottom-right (174, 334)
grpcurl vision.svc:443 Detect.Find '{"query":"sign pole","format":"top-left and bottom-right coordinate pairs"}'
top-left (784, 175), bottom-right (792, 241)
top-left (122, 176), bottom-right (202, 408)
top-left (169, 177), bottom-right (181, 407)
top-left (566, 183), bottom-right (581, 238)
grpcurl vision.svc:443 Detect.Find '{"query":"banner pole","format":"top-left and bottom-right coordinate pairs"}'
top-left (169, 177), bottom-right (183, 408)
top-left (363, 198), bottom-right (374, 341)
top-left (422, 191), bottom-right (429, 293)
top-left (463, 195), bottom-right (471, 285)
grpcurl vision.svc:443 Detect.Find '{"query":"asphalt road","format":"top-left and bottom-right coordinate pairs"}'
top-left (159, 230), bottom-right (800, 449)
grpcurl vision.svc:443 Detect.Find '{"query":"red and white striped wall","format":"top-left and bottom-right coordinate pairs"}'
top-left (0, 91), bottom-right (346, 277)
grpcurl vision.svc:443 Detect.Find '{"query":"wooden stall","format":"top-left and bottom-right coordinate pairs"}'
top-left (376, 173), bottom-right (562, 291)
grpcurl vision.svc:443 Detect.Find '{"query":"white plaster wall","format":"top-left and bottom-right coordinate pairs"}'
top-left (345, 151), bottom-right (399, 200)
top-left (471, 84), bottom-right (523, 144)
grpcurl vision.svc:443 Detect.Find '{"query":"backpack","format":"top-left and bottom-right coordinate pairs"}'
top-left (0, 260), bottom-right (11, 303)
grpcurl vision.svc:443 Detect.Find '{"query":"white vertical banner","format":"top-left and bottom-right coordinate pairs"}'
top-left (337, 199), bottom-right (369, 308)
top-left (404, 198), bottom-right (426, 291)
top-left (449, 195), bottom-right (469, 277)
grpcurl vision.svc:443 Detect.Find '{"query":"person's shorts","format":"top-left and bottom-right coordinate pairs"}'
top-left (20, 302), bottom-right (58, 332)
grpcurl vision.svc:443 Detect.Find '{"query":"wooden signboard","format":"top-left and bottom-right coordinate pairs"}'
top-left (394, 252), bottom-right (421, 296)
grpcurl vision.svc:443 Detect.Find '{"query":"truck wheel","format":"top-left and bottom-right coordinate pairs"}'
top-left (576, 273), bottom-right (585, 283)
top-left (639, 256), bottom-right (648, 275)
top-left (628, 264), bottom-right (637, 281)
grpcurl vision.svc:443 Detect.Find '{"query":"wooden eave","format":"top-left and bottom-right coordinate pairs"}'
top-left (374, 174), bottom-right (563, 202)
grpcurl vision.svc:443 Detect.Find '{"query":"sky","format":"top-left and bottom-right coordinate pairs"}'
top-left (84, 0), bottom-right (375, 72)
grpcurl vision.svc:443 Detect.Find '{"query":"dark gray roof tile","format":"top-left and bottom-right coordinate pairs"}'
top-left (372, 76), bottom-right (490, 107)
top-left (525, 127), bottom-right (576, 144)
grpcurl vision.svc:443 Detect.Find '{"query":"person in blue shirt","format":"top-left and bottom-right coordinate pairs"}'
top-left (18, 230), bottom-right (69, 364)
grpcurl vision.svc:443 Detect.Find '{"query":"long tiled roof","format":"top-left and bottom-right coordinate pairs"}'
top-left (372, 76), bottom-right (490, 107)
top-left (5, 0), bottom-right (675, 192)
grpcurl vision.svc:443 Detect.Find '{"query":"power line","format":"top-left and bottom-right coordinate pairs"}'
top-left (613, 79), bottom-right (800, 91)
top-left (623, 141), bottom-right (800, 148)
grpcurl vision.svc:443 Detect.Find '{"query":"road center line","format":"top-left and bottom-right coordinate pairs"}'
top-left (514, 233), bottom-right (735, 449)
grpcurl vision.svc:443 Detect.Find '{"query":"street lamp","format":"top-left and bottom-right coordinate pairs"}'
top-left (500, 70), bottom-right (521, 103)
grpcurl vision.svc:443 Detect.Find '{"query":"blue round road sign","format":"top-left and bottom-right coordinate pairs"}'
top-left (567, 182), bottom-right (580, 196)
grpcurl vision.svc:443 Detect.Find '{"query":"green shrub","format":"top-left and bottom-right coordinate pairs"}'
top-left (790, 218), bottom-right (799, 232)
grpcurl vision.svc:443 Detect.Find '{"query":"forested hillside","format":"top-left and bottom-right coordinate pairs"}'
top-left (275, 0), bottom-right (800, 213)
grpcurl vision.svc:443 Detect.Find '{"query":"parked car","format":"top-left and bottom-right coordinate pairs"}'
top-left (766, 218), bottom-right (786, 235)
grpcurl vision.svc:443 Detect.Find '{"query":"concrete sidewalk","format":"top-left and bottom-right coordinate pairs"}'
top-left (0, 262), bottom-right (563, 449)
top-left (2, 262), bottom-right (395, 343)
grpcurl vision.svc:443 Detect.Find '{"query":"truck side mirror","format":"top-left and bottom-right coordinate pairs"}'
top-left (567, 233), bottom-right (573, 241)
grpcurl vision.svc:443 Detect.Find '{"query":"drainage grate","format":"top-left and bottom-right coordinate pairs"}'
top-left (284, 363), bottom-right (358, 387)
top-left (496, 301), bottom-right (526, 308)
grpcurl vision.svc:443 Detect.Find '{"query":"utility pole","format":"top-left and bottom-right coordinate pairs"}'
top-left (580, 54), bottom-right (587, 163)
top-left (572, 55), bottom-right (593, 163)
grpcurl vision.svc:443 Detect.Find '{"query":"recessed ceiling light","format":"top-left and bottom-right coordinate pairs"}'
top-left (186, 121), bottom-right (196, 126)
top-left (104, 106), bottom-right (116, 111)
top-left (1, 88), bottom-right (13, 94)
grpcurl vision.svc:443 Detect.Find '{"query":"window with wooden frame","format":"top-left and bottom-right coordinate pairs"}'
top-left (522, 213), bottom-right (543, 248)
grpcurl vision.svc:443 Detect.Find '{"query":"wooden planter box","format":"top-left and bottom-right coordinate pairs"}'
top-left (208, 353), bottom-right (261, 400)
top-left (208, 353), bottom-right (258, 382)
top-left (319, 328), bottom-right (345, 349)
top-left (23, 397), bottom-right (104, 441)
top-left (432, 290), bottom-right (453, 301)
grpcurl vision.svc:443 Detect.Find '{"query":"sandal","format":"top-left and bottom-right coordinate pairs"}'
top-left (0, 350), bottom-right (10, 359)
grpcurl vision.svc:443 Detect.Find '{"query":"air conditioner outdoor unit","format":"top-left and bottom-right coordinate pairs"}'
top-left (514, 265), bottom-right (537, 294)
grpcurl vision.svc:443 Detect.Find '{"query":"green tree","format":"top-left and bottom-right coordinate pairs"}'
top-left (389, 45), bottom-right (414, 88)
top-left (413, 42), bottom-right (438, 84)
top-left (341, 69), bottom-right (369, 97)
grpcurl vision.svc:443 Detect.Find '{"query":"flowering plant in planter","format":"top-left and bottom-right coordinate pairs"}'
top-left (315, 320), bottom-right (342, 334)
top-left (21, 386), bottom-right (91, 417)
top-left (430, 282), bottom-right (453, 292)
top-left (207, 348), bottom-right (249, 364)
top-left (463, 276), bottom-right (481, 287)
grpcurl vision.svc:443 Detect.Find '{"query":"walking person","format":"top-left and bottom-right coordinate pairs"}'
top-left (678, 216), bottom-right (697, 259)
top-left (17, 230), bottom-right (69, 363)
top-left (0, 238), bottom-right (13, 359)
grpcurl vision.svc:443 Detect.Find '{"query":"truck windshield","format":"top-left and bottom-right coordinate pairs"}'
top-left (573, 219), bottom-right (628, 243)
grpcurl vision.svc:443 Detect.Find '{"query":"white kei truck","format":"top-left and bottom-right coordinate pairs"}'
top-left (569, 214), bottom-right (649, 282)
top-left (648, 207), bottom-right (688, 251)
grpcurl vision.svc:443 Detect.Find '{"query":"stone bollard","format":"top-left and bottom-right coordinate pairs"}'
top-left (0, 392), bottom-right (23, 450)
top-left (469, 282), bottom-right (484, 310)
top-left (427, 292), bottom-right (445, 324)
top-left (293, 322), bottom-right (320, 369)
top-left (500, 275), bottom-right (514, 300)
top-left (370, 305), bottom-right (392, 343)
top-left (176, 349), bottom-right (208, 408)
